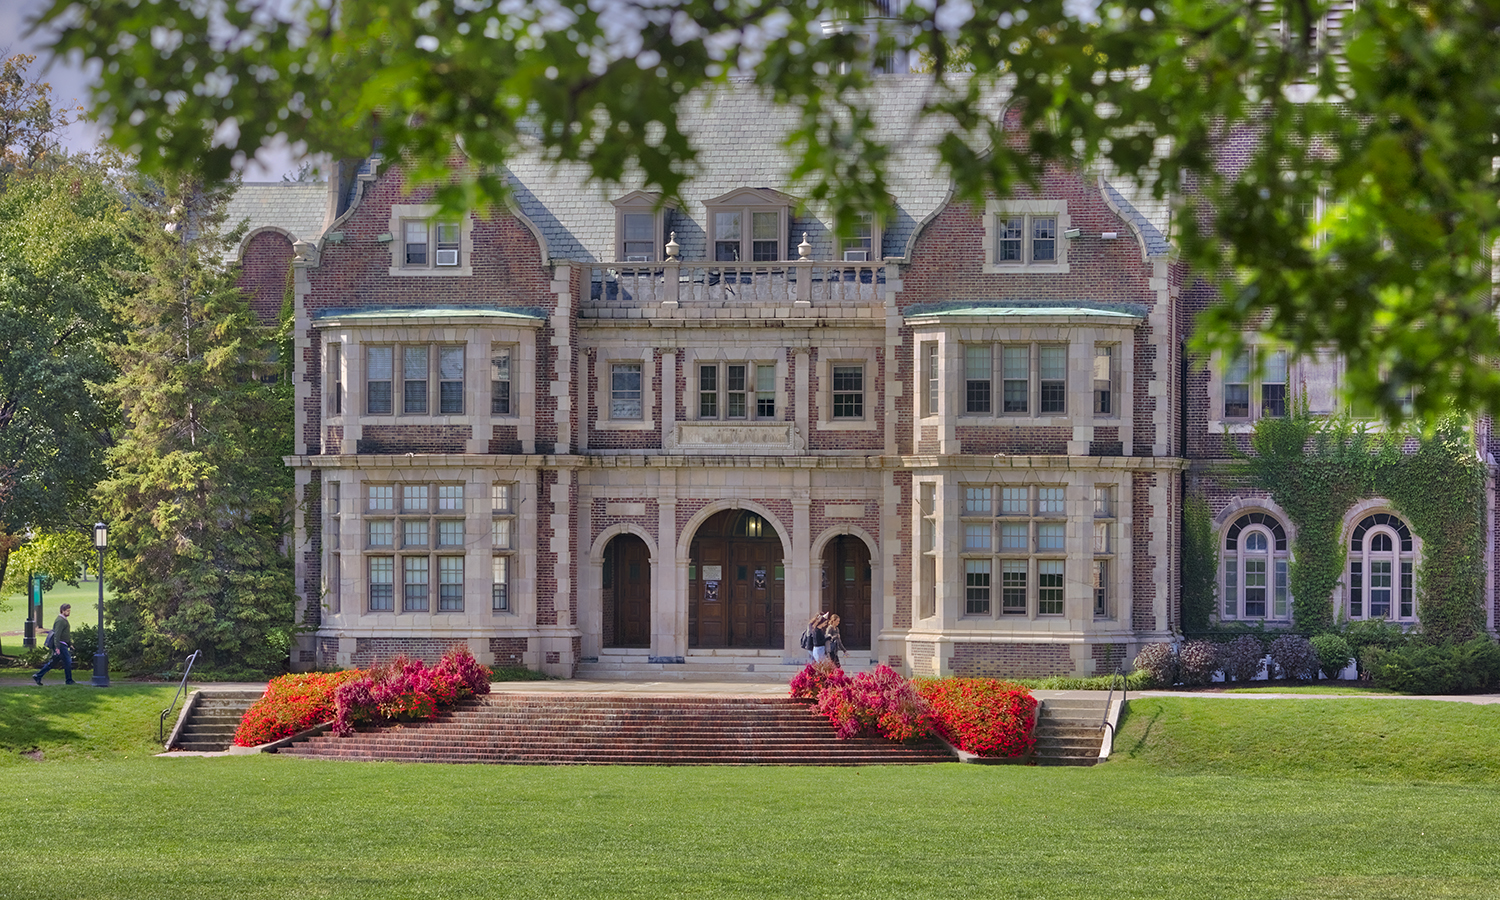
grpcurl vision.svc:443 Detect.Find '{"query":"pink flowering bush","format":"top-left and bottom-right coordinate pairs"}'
top-left (815, 665), bottom-right (936, 742)
top-left (332, 645), bottom-right (491, 736)
top-left (788, 658), bottom-right (841, 701)
top-left (915, 678), bottom-right (1037, 758)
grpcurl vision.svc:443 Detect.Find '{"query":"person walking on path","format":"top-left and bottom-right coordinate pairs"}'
top-left (33, 604), bottom-right (75, 685)
top-left (808, 612), bottom-right (830, 663)
top-left (825, 614), bottom-right (844, 668)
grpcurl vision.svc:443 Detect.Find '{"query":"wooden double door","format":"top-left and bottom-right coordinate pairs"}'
top-left (689, 510), bottom-right (784, 649)
top-left (822, 535), bottom-right (872, 650)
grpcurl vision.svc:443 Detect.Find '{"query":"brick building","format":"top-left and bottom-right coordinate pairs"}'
top-left (246, 78), bottom-right (1488, 680)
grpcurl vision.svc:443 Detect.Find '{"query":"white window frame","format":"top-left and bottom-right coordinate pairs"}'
top-left (1093, 485), bottom-right (1115, 619)
top-left (364, 480), bottom-right (468, 615)
top-left (365, 342), bottom-right (466, 416)
top-left (1221, 512), bottom-right (1291, 622)
top-left (838, 211), bottom-right (883, 261)
top-left (983, 199), bottom-right (1070, 274)
top-left (695, 360), bottom-right (779, 421)
top-left (492, 483), bottom-right (515, 614)
top-left (817, 349), bottom-right (879, 431)
top-left (704, 188), bottom-right (793, 263)
top-left (962, 342), bottom-right (1069, 418)
top-left (961, 484), bottom-right (1069, 620)
top-left (387, 204), bottom-right (472, 276)
top-left (594, 351), bottom-right (655, 431)
top-left (612, 192), bottom-right (677, 262)
top-left (1346, 511), bottom-right (1417, 623)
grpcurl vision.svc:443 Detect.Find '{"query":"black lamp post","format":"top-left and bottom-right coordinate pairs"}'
top-left (92, 521), bottom-right (109, 687)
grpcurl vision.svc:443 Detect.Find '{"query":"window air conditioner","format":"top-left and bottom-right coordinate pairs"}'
top-left (436, 249), bottom-right (460, 266)
top-left (844, 250), bottom-right (869, 261)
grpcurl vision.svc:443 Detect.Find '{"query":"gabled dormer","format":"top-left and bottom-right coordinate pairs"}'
top-left (611, 191), bottom-right (678, 262)
top-left (703, 188), bottom-right (797, 262)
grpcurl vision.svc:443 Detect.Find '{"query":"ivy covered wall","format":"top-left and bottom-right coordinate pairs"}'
top-left (1184, 412), bottom-right (1487, 642)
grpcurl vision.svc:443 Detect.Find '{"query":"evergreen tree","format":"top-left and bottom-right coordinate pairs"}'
top-left (96, 173), bottom-right (294, 673)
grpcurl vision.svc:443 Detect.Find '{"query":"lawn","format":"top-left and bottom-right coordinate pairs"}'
top-left (0, 690), bottom-right (1498, 899)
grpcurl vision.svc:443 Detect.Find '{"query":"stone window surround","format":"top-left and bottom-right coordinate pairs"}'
top-left (704, 187), bottom-right (794, 263)
top-left (321, 467), bottom-right (537, 627)
top-left (387, 203), bottom-right (474, 277)
top-left (611, 191), bottom-right (677, 263)
top-left (1340, 500), bottom-right (1421, 624)
top-left (595, 348), bottom-right (657, 431)
top-left (680, 347), bottom-right (787, 423)
top-left (1219, 509), bottom-right (1292, 622)
top-left (983, 198), bottom-right (1071, 274)
top-left (322, 322), bottom-right (539, 433)
top-left (1209, 347), bottom-right (1414, 434)
top-left (815, 347), bottom-right (879, 432)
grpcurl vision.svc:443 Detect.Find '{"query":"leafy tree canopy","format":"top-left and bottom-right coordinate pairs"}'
top-left (0, 52), bottom-right (82, 184)
top-left (34, 0), bottom-right (1500, 425)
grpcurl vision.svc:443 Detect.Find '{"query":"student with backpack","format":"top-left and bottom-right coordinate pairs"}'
top-left (801, 612), bottom-right (830, 663)
top-left (33, 603), bottom-right (76, 685)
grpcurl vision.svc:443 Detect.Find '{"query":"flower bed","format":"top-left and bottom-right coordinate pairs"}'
top-left (914, 677), bottom-right (1037, 758)
top-left (788, 664), bottom-right (1037, 758)
top-left (232, 646), bottom-right (492, 747)
top-left (233, 670), bottom-right (365, 747)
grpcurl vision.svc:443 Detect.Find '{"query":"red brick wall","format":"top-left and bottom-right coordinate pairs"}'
top-left (356, 425), bottom-right (471, 454)
top-left (590, 498), bottom-right (660, 545)
top-left (238, 230), bottom-right (294, 325)
top-left (325, 426), bottom-right (343, 455)
top-left (1089, 426), bottom-right (1122, 456)
top-left (950, 642), bottom-right (1073, 678)
top-left (956, 426), bottom-right (1069, 455)
top-left (1092, 642), bottom-right (1128, 675)
top-left (351, 637), bottom-right (469, 668)
top-left (489, 637), bottom-right (528, 667)
top-left (489, 425), bottom-right (521, 454)
top-left (537, 471), bottom-right (559, 626)
top-left (1132, 472), bottom-right (1157, 631)
top-left (808, 347), bottom-right (885, 451)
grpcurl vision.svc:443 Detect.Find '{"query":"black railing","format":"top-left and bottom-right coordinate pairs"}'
top-left (1100, 664), bottom-right (1127, 748)
top-left (158, 650), bottom-right (201, 744)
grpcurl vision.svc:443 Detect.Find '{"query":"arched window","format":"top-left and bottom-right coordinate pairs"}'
top-left (1347, 513), bottom-right (1416, 622)
top-left (1223, 512), bottom-right (1290, 621)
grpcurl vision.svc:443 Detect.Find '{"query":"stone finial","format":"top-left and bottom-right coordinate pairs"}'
top-left (293, 239), bottom-right (315, 261)
top-left (798, 232), bottom-right (812, 259)
top-left (665, 231), bottom-right (680, 260)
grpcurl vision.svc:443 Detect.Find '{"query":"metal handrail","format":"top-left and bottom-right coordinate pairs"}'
top-left (1099, 665), bottom-right (1127, 746)
top-left (159, 650), bottom-right (201, 742)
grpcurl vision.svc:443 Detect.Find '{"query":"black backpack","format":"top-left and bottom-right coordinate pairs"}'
top-left (799, 629), bottom-right (812, 651)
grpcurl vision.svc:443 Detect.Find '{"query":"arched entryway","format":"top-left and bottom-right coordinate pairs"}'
top-left (821, 535), bottom-right (872, 650)
top-left (603, 534), bottom-right (651, 648)
top-left (689, 510), bottom-right (784, 648)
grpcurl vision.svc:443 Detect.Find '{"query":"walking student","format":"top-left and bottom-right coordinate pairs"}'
top-left (807, 612), bottom-right (830, 663)
top-left (825, 614), bottom-right (844, 668)
top-left (33, 603), bottom-right (76, 685)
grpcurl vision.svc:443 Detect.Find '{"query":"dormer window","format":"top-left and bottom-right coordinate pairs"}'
top-left (704, 188), bottom-right (795, 263)
top-left (387, 204), bottom-right (472, 276)
top-left (612, 191), bottom-right (676, 262)
top-left (840, 212), bottom-right (883, 261)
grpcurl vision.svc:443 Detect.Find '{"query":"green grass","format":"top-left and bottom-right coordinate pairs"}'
top-left (2, 691), bottom-right (1500, 899)
top-left (1222, 684), bottom-right (1400, 695)
top-left (0, 685), bottom-right (191, 765)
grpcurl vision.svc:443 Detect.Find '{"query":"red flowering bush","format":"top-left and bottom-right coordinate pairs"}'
top-left (332, 646), bottom-right (491, 736)
top-left (232, 670), bottom-right (365, 747)
top-left (915, 677), bottom-right (1037, 758)
top-left (788, 658), bottom-right (841, 701)
top-left (815, 665), bottom-right (936, 742)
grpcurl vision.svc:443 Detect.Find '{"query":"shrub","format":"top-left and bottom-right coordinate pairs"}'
top-left (331, 646), bottom-right (491, 736)
top-left (233, 669), bottom-right (366, 746)
top-left (1344, 619), bottom-right (1410, 677)
top-left (815, 665), bottom-right (934, 741)
top-left (1365, 638), bottom-right (1500, 694)
top-left (1178, 640), bottom-right (1220, 686)
top-left (915, 678), bottom-right (1037, 758)
top-left (788, 658), bottom-right (840, 702)
top-left (1310, 633), bottom-right (1353, 680)
top-left (1267, 635), bottom-right (1319, 681)
top-left (1220, 635), bottom-right (1265, 682)
top-left (1132, 642), bottom-right (1176, 687)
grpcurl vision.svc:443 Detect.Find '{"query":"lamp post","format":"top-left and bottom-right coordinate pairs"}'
top-left (92, 521), bottom-right (109, 687)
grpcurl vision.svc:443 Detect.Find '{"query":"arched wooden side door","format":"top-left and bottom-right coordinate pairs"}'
top-left (605, 534), bottom-right (651, 648)
top-left (823, 535), bottom-right (872, 650)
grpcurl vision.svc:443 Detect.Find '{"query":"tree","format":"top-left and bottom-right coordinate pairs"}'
top-left (0, 53), bottom-right (82, 185)
top-left (0, 156), bottom-right (134, 596)
top-left (95, 172), bottom-right (294, 673)
top-left (34, 0), bottom-right (1500, 424)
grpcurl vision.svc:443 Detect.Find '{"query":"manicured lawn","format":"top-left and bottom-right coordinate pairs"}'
top-left (0, 690), bottom-right (1498, 899)
top-left (1221, 684), bottom-right (1399, 695)
top-left (0, 685), bottom-right (194, 765)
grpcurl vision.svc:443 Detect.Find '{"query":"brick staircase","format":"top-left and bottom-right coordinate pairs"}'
top-left (171, 689), bottom-right (264, 752)
top-left (1031, 695), bottom-right (1109, 766)
top-left (574, 648), bottom-right (877, 682)
top-left (276, 693), bottom-right (955, 765)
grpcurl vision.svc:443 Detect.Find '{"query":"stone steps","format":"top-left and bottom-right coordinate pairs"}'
top-left (1031, 697), bottom-right (1108, 767)
top-left (575, 650), bottom-right (877, 682)
top-left (171, 689), bottom-right (264, 752)
top-left (277, 694), bottom-right (955, 766)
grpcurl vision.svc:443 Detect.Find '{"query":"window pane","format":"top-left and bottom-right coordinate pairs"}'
top-left (491, 348), bottom-right (512, 415)
top-left (1094, 485), bottom-right (1113, 518)
top-left (1038, 560), bottom-right (1063, 614)
top-left (369, 557), bottom-right (394, 611)
top-left (998, 216), bottom-right (1023, 262)
top-left (965, 524), bottom-right (991, 551)
top-left (404, 221), bottom-right (427, 265)
top-left (367, 346), bottom-right (393, 414)
top-left (1037, 487), bottom-right (1065, 514)
top-left (435, 221), bottom-right (460, 248)
top-left (965, 487), bottom-right (992, 515)
top-left (1000, 488), bottom-right (1028, 516)
top-left (492, 555), bottom-right (510, 611)
top-left (492, 483), bottom-right (512, 512)
top-left (965, 559), bottom-right (991, 615)
top-left (1274, 559), bottom-right (1289, 618)
top-left (832, 365), bottom-right (863, 419)
top-left (1039, 345), bottom-right (1065, 414)
top-left (403, 557), bottom-right (429, 612)
top-left (965, 345), bottom-right (992, 414)
top-left (1225, 559), bottom-right (1238, 617)
top-left (1002, 560), bottom-right (1027, 615)
top-left (404, 346), bottom-right (428, 414)
top-left (699, 364), bottom-right (718, 418)
top-left (1224, 351), bottom-right (1250, 418)
top-left (438, 520), bottom-right (464, 547)
top-left (1003, 346), bottom-right (1029, 413)
top-left (1093, 345), bottom-right (1114, 415)
top-left (437, 485), bottom-right (463, 511)
top-left (1263, 350), bottom-right (1287, 417)
top-left (368, 520), bottom-right (393, 548)
top-left (1093, 520), bottom-right (1110, 553)
top-left (403, 520), bottom-right (429, 548)
top-left (756, 364), bottom-right (776, 418)
top-left (438, 556), bottom-right (464, 611)
top-left (612, 363), bottom-right (643, 419)
top-left (726, 365), bottom-right (746, 418)
top-left (439, 346), bottom-right (464, 379)
top-left (1094, 560), bottom-right (1109, 617)
top-left (403, 484), bottom-right (429, 512)
top-left (493, 518), bottom-right (511, 549)
top-left (623, 212), bottom-right (655, 258)
top-left (368, 485), bottom-right (394, 511)
top-left (1349, 560), bottom-right (1362, 618)
top-left (1031, 216), bottom-right (1056, 262)
top-left (1400, 560), bottom-right (1413, 618)
top-left (752, 211), bottom-right (779, 241)
top-left (1244, 558), bottom-right (1267, 617)
top-left (1000, 523), bottom-right (1028, 551)
top-left (1036, 523), bottom-right (1065, 551)
top-left (715, 211), bottom-right (741, 261)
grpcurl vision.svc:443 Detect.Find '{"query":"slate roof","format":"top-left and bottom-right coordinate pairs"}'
top-left (1101, 180), bottom-right (1171, 258)
top-left (504, 76), bottom-right (984, 264)
top-left (224, 183), bottom-right (329, 258)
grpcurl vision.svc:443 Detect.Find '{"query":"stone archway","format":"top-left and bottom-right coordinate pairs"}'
top-left (821, 534), bottom-right (872, 650)
top-left (603, 533), bottom-right (651, 648)
top-left (688, 509), bottom-right (785, 649)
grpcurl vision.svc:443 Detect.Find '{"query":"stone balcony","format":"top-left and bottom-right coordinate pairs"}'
top-left (581, 259), bottom-right (893, 319)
